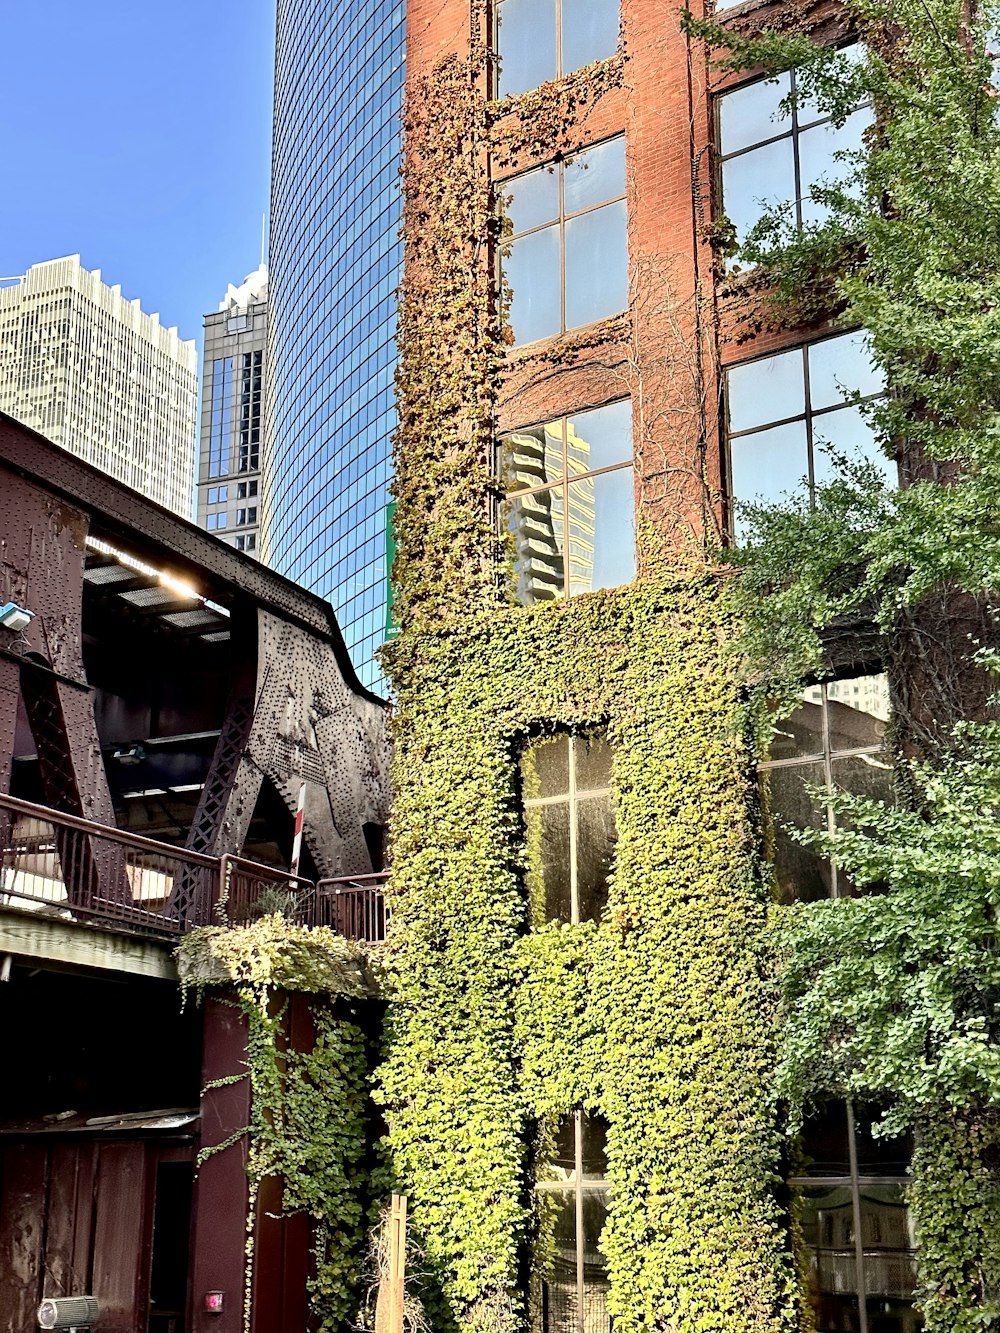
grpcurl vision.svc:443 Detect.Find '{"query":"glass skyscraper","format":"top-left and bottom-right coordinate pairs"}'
top-left (262, 0), bottom-right (406, 692)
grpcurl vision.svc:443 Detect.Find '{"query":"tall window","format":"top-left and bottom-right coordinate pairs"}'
top-left (521, 733), bottom-right (615, 924)
top-left (536, 1112), bottom-right (611, 1333)
top-left (503, 137), bottom-right (628, 347)
top-left (238, 349), bottom-right (263, 472)
top-left (726, 331), bottom-right (893, 533)
top-left (718, 48), bottom-right (870, 245)
top-left (208, 356), bottom-right (233, 478)
top-left (794, 1102), bottom-right (917, 1333)
top-left (761, 673), bottom-right (892, 903)
top-left (499, 400), bottom-right (634, 604)
top-left (496, 0), bottom-right (619, 99)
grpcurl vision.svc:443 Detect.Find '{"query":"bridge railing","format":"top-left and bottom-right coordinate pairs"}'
top-left (0, 793), bottom-right (389, 943)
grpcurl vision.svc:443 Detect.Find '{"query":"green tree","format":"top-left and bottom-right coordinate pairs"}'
top-left (688, 0), bottom-right (1000, 1325)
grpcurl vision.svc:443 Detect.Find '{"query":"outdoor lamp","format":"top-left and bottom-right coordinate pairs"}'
top-left (0, 602), bottom-right (34, 632)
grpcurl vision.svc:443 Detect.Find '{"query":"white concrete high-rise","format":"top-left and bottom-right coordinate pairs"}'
top-left (0, 255), bottom-right (198, 516)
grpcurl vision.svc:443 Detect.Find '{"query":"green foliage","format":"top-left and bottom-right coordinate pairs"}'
top-left (378, 578), bottom-right (805, 1333)
top-left (777, 723), bottom-right (1000, 1124)
top-left (178, 917), bottom-right (370, 1331)
top-left (177, 915), bottom-right (371, 1003)
top-left (687, 0), bottom-right (1000, 1327)
top-left (382, 11), bottom-right (817, 1328)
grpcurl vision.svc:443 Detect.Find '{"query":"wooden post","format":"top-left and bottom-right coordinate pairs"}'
top-left (377, 1194), bottom-right (407, 1333)
top-left (388, 1193), bottom-right (407, 1333)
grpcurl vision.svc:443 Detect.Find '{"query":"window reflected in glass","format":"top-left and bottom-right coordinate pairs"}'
top-left (496, 0), bottom-right (619, 100)
top-left (726, 331), bottom-right (894, 531)
top-left (503, 137), bottom-right (627, 346)
top-left (536, 1110), bottom-right (611, 1333)
top-left (718, 47), bottom-right (871, 246)
top-left (499, 400), bottom-right (634, 604)
top-left (761, 674), bottom-right (890, 902)
top-left (521, 733), bottom-right (616, 924)
top-left (794, 1102), bottom-right (918, 1332)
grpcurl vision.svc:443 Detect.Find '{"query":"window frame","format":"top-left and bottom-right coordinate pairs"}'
top-left (521, 733), bottom-right (615, 924)
top-left (715, 44), bottom-right (870, 245)
top-left (502, 135), bottom-right (628, 347)
top-left (759, 671), bottom-right (890, 901)
top-left (790, 1101), bottom-right (916, 1333)
top-left (535, 1110), bottom-right (611, 1333)
top-left (724, 329), bottom-right (889, 532)
top-left (497, 398), bottom-right (635, 603)
top-left (493, 0), bottom-right (621, 100)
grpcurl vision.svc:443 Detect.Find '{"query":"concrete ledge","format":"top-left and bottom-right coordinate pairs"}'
top-left (0, 907), bottom-right (178, 980)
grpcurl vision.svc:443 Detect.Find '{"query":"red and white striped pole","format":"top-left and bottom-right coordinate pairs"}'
top-left (290, 781), bottom-right (306, 880)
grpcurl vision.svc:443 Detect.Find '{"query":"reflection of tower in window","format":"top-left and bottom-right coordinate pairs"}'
top-left (564, 422), bottom-right (596, 596)
top-left (505, 424), bottom-right (565, 601)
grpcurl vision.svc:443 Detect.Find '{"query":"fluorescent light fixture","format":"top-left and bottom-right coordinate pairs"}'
top-left (0, 602), bottom-right (33, 632)
top-left (111, 743), bottom-right (146, 766)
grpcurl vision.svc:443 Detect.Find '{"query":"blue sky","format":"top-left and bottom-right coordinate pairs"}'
top-left (0, 0), bottom-right (275, 350)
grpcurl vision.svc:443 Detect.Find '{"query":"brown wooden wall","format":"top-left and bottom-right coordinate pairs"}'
top-left (0, 1136), bottom-right (194, 1333)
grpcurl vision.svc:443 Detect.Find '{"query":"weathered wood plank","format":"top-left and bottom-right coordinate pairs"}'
top-left (0, 1142), bottom-right (49, 1330)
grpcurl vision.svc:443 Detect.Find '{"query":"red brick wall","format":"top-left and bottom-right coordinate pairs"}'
top-left (402, 0), bottom-right (847, 552)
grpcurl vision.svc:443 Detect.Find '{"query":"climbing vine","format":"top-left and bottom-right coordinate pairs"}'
top-left (380, 5), bottom-right (812, 1329)
top-left (686, 0), bottom-right (1000, 1326)
top-left (379, 582), bottom-right (806, 1333)
top-left (178, 917), bottom-right (372, 1331)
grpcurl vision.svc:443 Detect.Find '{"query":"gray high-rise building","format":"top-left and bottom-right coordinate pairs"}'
top-left (0, 255), bottom-right (197, 516)
top-left (261, 0), bottom-right (406, 692)
top-left (196, 266), bottom-right (268, 556)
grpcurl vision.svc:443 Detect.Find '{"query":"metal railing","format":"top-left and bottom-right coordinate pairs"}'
top-left (0, 792), bottom-right (216, 937)
top-left (218, 854), bottom-right (317, 928)
top-left (0, 792), bottom-right (390, 943)
top-left (316, 874), bottom-right (389, 942)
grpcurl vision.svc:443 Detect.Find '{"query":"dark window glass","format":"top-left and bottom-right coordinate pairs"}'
top-left (538, 801), bottom-right (573, 922)
top-left (793, 1101), bottom-right (917, 1333)
top-left (536, 1112), bottom-right (611, 1333)
top-left (496, 0), bottom-right (618, 99)
top-left (762, 675), bottom-right (890, 904)
top-left (521, 733), bottom-right (615, 925)
top-left (208, 356), bottom-right (233, 478)
top-left (499, 400), bottom-right (634, 604)
top-left (503, 138), bottom-right (627, 346)
top-left (717, 47), bottom-right (871, 245)
top-left (726, 332), bottom-right (893, 535)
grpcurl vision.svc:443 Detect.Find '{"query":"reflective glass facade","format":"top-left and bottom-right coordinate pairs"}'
top-left (263, 0), bottom-right (406, 692)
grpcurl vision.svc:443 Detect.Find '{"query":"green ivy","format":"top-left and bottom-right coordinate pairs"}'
top-left (178, 917), bottom-right (371, 1331)
top-left (377, 581), bottom-right (806, 1333)
top-left (685, 0), bottom-right (1000, 1325)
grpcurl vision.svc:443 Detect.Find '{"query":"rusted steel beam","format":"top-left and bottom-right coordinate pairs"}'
top-left (0, 413), bottom-right (381, 704)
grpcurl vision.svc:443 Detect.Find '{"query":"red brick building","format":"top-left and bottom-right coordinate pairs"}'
top-left (388, 3), bottom-right (912, 1332)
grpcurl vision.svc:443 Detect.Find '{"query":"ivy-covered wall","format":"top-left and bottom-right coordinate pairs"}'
top-left (178, 919), bottom-right (374, 1332)
top-left (378, 577), bottom-right (805, 1333)
top-left (378, 5), bottom-right (806, 1330)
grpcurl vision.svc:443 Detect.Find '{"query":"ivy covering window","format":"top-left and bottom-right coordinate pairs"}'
top-left (535, 1112), bottom-right (611, 1333)
top-left (793, 1102), bottom-right (917, 1333)
top-left (726, 331), bottom-right (893, 531)
top-left (495, 0), bottom-right (619, 100)
top-left (718, 47), bottom-right (870, 245)
top-left (499, 400), bottom-right (634, 604)
top-left (520, 733), bottom-right (615, 924)
top-left (761, 674), bottom-right (891, 902)
top-left (503, 137), bottom-right (628, 347)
